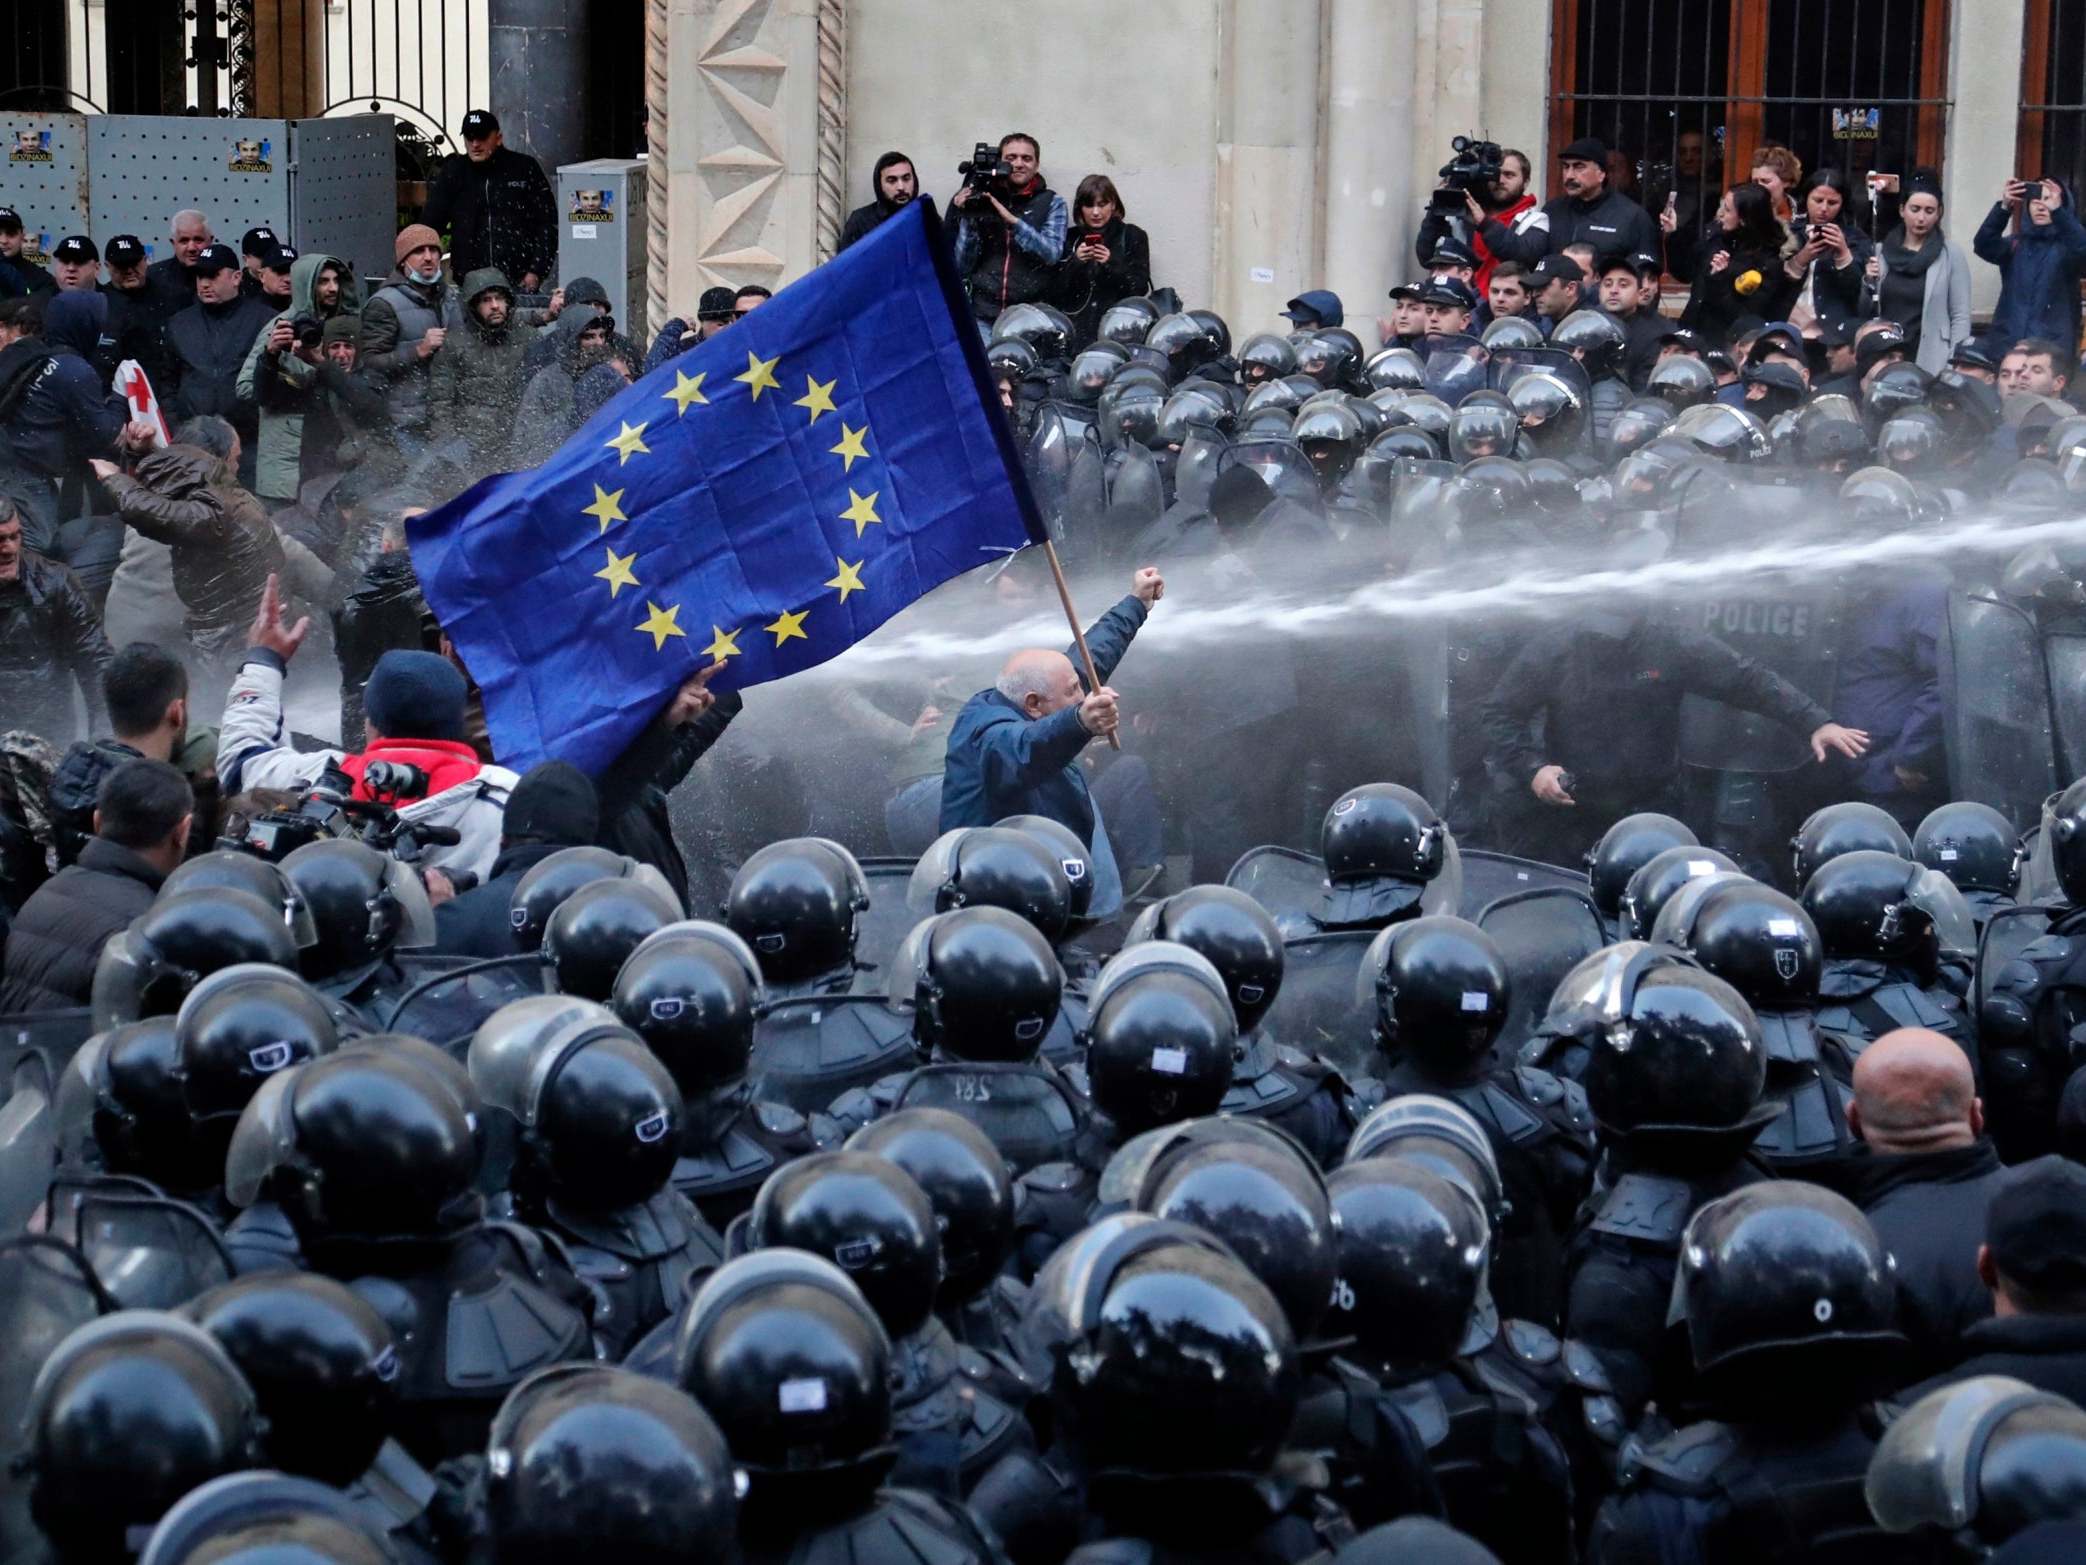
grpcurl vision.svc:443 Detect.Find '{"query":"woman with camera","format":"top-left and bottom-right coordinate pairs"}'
top-left (1862, 171), bottom-right (1972, 375)
top-left (1975, 175), bottom-right (2086, 354)
top-left (1673, 181), bottom-right (1798, 343)
top-left (1052, 174), bottom-right (1152, 348)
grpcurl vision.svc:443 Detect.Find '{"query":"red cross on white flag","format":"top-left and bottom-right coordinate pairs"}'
top-left (113, 359), bottom-right (170, 449)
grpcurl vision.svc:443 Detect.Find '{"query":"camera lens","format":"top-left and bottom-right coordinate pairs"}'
top-left (1452, 135), bottom-right (1472, 152)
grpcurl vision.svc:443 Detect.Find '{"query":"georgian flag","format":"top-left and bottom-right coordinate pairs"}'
top-left (113, 359), bottom-right (170, 449)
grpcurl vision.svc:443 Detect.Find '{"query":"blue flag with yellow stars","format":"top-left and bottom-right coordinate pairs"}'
top-left (407, 198), bottom-right (1041, 775)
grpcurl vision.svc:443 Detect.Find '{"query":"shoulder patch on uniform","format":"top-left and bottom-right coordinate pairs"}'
top-left (1633, 1421), bottom-right (1742, 1494)
top-left (1514, 1063), bottom-right (1566, 1106)
top-left (1019, 1159), bottom-right (1087, 1195)
top-left (1562, 1337), bottom-right (1616, 1393)
top-left (1504, 1317), bottom-right (1563, 1366)
top-left (754, 1099), bottom-right (807, 1136)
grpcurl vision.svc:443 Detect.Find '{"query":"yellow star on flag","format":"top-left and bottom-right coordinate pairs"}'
top-left (582, 484), bottom-right (627, 533)
top-left (605, 420), bottom-right (651, 465)
top-left (825, 556), bottom-right (866, 603)
top-left (663, 370), bottom-right (708, 415)
top-left (829, 422), bottom-right (869, 472)
top-left (840, 488), bottom-right (882, 537)
top-left (703, 624), bottom-right (743, 663)
top-left (594, 546), bottom-right (639, 598)
top-left (735, 351), bottom-right (781, 400)
top-left (793, 375), bottom-right (837, 424)
top-left (766, 607), bottom-right (810, 645)
top-left (634, 600), bottom-right (685, 651)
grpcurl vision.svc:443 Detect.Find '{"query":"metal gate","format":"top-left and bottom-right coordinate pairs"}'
top-left (2019, 0), bottom-right (2086, 202)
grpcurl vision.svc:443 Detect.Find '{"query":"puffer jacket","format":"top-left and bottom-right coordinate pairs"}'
top-left (428, 268), bottom-right (536, 468)
top-left (0, 835), bottom-right (164, 1013)
top-left (236, 252), bottom-right (358, 500)
top-left (1975, 191), bottom-right (2086, 351)
top-left (358, 268), bottom-right (457, 436)
top-left (0, 550), bottom-right (113, 742)
top-left (100, 444), bottom-right (285, 636)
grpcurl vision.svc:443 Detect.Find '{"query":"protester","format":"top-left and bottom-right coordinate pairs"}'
top-left (423, 108), bottom-right (557, 292)
top-left (1482, 135), bottom-right (1660, 266)
top-left (358, 224), bottom-right (456, 458)
top-left (0, 492), bottom-right (114, 743)
top-left (1677, 182), bottom-right (1796, 341)
top-left (428, 268), bottom-right (535, 469)
top-left (162, 243), bottom-right (276, 480)
top-left (45, 640), bottom-right (199, 868)
top-left (2001, 338), bottom-right (2071, 399)
top-left (1976, 176), bottom-right (2086, 353)
top-left (236, 251), bottom-right (360, 509)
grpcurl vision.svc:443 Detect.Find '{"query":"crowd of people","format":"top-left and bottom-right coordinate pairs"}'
top-left (6, 114), bottom-right (2086, 1563)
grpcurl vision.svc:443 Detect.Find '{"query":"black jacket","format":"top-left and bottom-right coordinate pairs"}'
top-left (0, 836), bottom-right (164, 1012)
top-left (1052, 218), bottom-right (1153, 348)
top-left (839, 198), bottom-right (901, 252)
top-left (1845, 1138), bottom-right (2005, 1374)
top-left (424, 146), bottom-right (558, 286)
top-left (599, 691), bottom-right (744, 908)
top-left (1679, 238), bottom-right (1799, 344)
top-left (0, 550), bottom-right (114, 743)
top-left (164, 292), bottom-right (277, 435)
top-left (433, 839), bottom-right (564, 958)
top-left (1903, 1313), bottom-right (2086, 1408)
top-left (1485, 187), bottom-right (1662, 267)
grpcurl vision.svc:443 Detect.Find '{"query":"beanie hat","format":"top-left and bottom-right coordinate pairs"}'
top-left (363, 650), bottom-right (466, 741)
top-left (394, 224), bottom-right (442, 267)
top-left (503, 760), bottom-right (600, 846)
top-left (320, 313), bottom-right (360, 347)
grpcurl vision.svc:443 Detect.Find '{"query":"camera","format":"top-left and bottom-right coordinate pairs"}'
top-left (957, 142), bottom-right (1012, 197)
top-left (359, 760), bottom-right (430, 806)
top-left (220, 762), bottom-right (358, 861)
top-left (1432, 134), bottom-right (1505, 213)
top-left (289, 314), bottom-right (323, 350)
top-left (220, 759), bottom-right (452, 864)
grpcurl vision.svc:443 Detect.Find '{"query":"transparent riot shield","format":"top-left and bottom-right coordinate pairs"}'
top-left (1104, 444), bottom-right (1165, 531)
top-left (1942, 592), bottom-right (2058, 832)
top-left (1261, 930), bottom-right (1382, 1079)
top-left (1026, 406), bottom-right (1075, 541)
top-left (1462, 851), bottom-right (1594, 913)
top-left (1490, 350), bottom-right (1593, 406)
top-left (1675, 585), bottom-right (1843, 772)
top-left (1218, 438), bottom-right (1322, 511)
top-left (1976, 903), bottom-right (2059, 1019)
top-left (1225, 846), bottom-right (1332, 928)
top-left (1174, 426), bottom-right (1229, 512)
top-left (2043, 632), bottom-right (2086, 788)
top-left (1475, 887), bottom-right (1609, 1055)
top-left (853, 858), bottom-right (925, 985)
top-left (0, 1009), bottom-right (93, 1235)
top-left (1422, 335), bottom-right (1488, 405)
top-left (68, 1188), bottom-right (234, 1309)
top-left (0, 1238), bottom-right (112, 1558)
top-left (381, 954), bottom-right (547, 1053)
top-left (1398, 618), bottom-right (1455, 820)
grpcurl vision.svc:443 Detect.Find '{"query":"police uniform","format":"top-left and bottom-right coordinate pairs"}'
top-left (670, 1096), bottom-right (838, 1230)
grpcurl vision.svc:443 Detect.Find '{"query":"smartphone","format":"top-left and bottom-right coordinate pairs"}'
top-left (1665, 190), bottom-right (1677, 214)
top-left (2023, 181), bottom-right (2047, 204)
top-left (1083, 231), bottom-right (1106, 248)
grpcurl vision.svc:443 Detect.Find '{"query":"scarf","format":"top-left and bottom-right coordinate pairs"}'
top-left (1882, 224), bottom-right (1945, 279)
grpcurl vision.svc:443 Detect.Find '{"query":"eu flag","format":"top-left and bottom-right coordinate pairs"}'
top-left (408, 199), bottom-right (1041, 774)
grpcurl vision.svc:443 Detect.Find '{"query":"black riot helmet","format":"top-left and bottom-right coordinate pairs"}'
top-left (1237, 331), bottom-right (1299, 385)
top-left (610, 920), bottom-right (764, 1099)
top-left (1671, 401), bottom-right (1775, 463)
top-left (1319, 782), bottom-right (1456, 927)
top-left (672, 1250), bottom-right (894, 1482)
top-left (1362, 914), bottom-right (1510, 1070)
top-left (1051, 1233), bottom-right (1298, 1479)
top-left (1066, 341), bottom-right (1129, 404)
top-left (1480, 315), bottom-right (1545, 352)
top-left (1607, 396), bottom-right (1675, 462)
top-left (2037, 775), bottom-right (2086, 907)
top-left (509, 845), bottom-right (648, 952)
top-left (1363, 345), bottom-right (1428, 392)
top-left (1868, 1376), bottom-right (2086, 1548)
top-left (470, 995), bottom-right (683, 1209)
top-left (995, 812), bottom-right (1096, 921)
top-left (1667, 880), bottom-right (1823, 1010)
top-left (1585, 811), bottom-right (1700, 921)
top-left (1800, 849), bottom-right (1977, 966)
top-left (1298, 327), bottom-right (1364, 389)
top-left (990, 301), bottom-right (1075, 362)
top-left (60, 1016), bottom-right (217, 1189)
top-left (1551, 308), bottom-right (1627, 379)
top-left (725, 836), bottom-right (870, 985)
top-left (1446, 397), bottom-right (1519, 462)
top-left (278, 838), bottom-right (436, 983)
top-left (1645, 352), bottom-right (1717, 409)
top-left (1114, 1116), bottom-right (1340, 1346)
top-left (160, 850), bottom-right (318, 950)
top-left (1619, 844), bottom-right (1739, 939)
top-left (1082, 943), bottom-right (1239, 1134)
top-left (1292, 399), bottom-right (1366, 488)
top-left (888, 906), bottom-right (1063, 1061)
top-left (984, 334), bottom-right (1038, 382)
top-left (1914, 802), bottom-right (2021, 897)
top-left (1345, 1094), bottom-right (1506, 1221)
top-left (1879, 406), bottom-right (1947, 475)
top-left (1456, 455), bottom-right (1533, 516)
top-left (173, 962), bottom-right (338, 1129)
top-left (1097, 298), bottom-right (1158, 346)
top-left (1792, 800), bottom-right (1914, 889)
top-left (1864, 361), bottom-right (1933, 433)
top-left (910, 825), bottom-right (1074, 941)
top-left (180, 1272), bottom-right (399, 1485)
top-left (1366, 424), bottom-right (1444, 466)
top-left (1188, 309), bottom-right (1232, 358)
top-left (1506, 370), bottom-right (1587, 456)
top-left (1147, 311), bottom-right (1218, 376)
top-left (544, 874), bottom-right (684, 1000)
top-left (1327, 1157), bottom-right (1490, 1371)
top-left (137, 1472), bottom-right (398, 1565)
top-left (748, 1149), bottom-right (942, 1337)
top-left (1672, 1181), bottom-right (1904, 1403)
top-left (1126, 883), bottom-right (1285, 1032)
top-left (24, 1312), bottom-right (264, 1559)
top-left (846, 1108), bottom-right (1014, 1307)
top-left (486, 1364), bottom-right (738, 1565)
top-left (91, 886), bottom-right (301, 1028)
top-left (226, 1045), bottom-right (480, 1239)
top-left (1546, 944), bottom-right (1772, 1156)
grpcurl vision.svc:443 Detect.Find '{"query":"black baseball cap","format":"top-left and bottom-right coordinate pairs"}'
top-left (1746, 321), bottom-right (1804, 366)
top-left (1952, 342), bottom-right (2000, 374)
top-left (1428, 238), bottom-right (1478, 270)
top-left (240, 226), bottom-right (278, 258)
top-left (460, 109), bottom-right (499, 138)
top-left (696, 285), bottom-right (737, 321)
top-left (1529, 253), bottom-right (1585, 285)
top-left (1658, 325), bottom-right (1707, 351)
top-left (193, 243), bottom-right (241, 276)
top-left (1989, 1156), bottom-right (2086, 1296)
top-left (105, 235), bottom-right (147, 267)
top-left (0, 207), bottom-right (21, 234)
top-left (1811, 319), bottom-right (1853, 348)
top-left (1560, 136), bottom-right (1609, 165)
top-left (1856, 324), bottom-right (1911, 373)
top-left (264, 243), bottom-right (299, 273)
top-left (51, 235), bottom-right (97, 264)
top-left (1743, 361), bottom-right (1807, 397)
top-left (1595, 252), bottom-right (1642, 278)
top-left (1417, 277), bottom-right (1478, 310)
top-left (1387, 279), bottom-right (1426, 302)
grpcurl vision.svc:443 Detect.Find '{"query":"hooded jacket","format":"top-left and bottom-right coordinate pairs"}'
top-left (510, 304), bottom-right (608, 469)
top-left (1975, 189), bottom-right (2086, 352)
top-left (236, 252), bottom-right (358, 500)
top-left (838, 153), bottom-right (921, 252)
top-left (0, 292), bottom-right (130, 496)
top-left (99, 443), bottom-right (285, 637)
top-left (164, 286), bottom-right (277, 435)
top-left (429, 268), bottom-right (535, 467)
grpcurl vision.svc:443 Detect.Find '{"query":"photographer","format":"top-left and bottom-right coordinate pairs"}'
top-left (236, 250), bottom-right (360, 510)
top-left (1421, 145), bottom-right (1548, 294)
top-left (1053, 174), bottom-right (1152, 347)
top-left (218, 574), bottom-right (518, 881)
top-left (950, 132), bottom-right (1068, 326)
top-left (1976, 177), bottom-right (2086, 353)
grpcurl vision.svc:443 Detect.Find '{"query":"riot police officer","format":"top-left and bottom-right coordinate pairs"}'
top-left (1802, 848), bottom-right (1977, 1067)
top-left (1126, 884), bottom-right (1356, 1166)
top-left (1355, 915), bottom-right (1593, 1326)
top-left (746, 1149), bottom-right (1031, 1497)
top-left (508, 845), bottom-right (672, 953)
top-left (541, 871), bottom-right (683, 1001)
top-left (1584, 812), bottom-right (1701, 938)
top-left (137, 1470), bottom-right (416, 1565)
top-left (1913, 799), bottom-right (2022, 932)
top-left (1792, 800), bottom-right (1914, 889)
top-left (725, 836), bottom-right (873, 997)
top-left (1588, 1183), bottom-right (1907, 1564)
top-left (89, 884), bottom-right (302, 1029)
top-left (469, 994), bottom-right (723, 1357)
top-left (52, 1014), bottom-right (220, 1199)
top-left (673, 1250), bottom-right (1006, 1562)
top-left (1867, 1375), bottom-right (2086, 1555)
top-left (611, 921), bottom-right (836, 1228)
top-left (174, 962), bottom-right (339, 1191)
top-left (1264, 782), bottom-right (1459, 939)
top-left (829, 907), bottom-right (1087, 1177)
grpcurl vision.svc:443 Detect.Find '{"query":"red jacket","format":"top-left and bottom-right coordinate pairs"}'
top-left (1473, 193), bottom-right (1540, 294)
top-left (340, 738), bottom-right (484, 801)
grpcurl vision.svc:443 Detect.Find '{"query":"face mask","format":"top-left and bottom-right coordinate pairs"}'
top-left (407, 265), bottom-right (440, 286)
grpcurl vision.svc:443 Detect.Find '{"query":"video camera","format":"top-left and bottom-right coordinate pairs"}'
top-left (219, 759), bottom-right (461, 867)
top-left (1432, 135), bottom-right (1505, 213)
top-left (958, 142), bottom-right (1012, 198)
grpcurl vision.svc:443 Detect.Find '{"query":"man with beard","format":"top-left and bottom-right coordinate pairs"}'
top-left (840, 150), bottom-right (920, 251)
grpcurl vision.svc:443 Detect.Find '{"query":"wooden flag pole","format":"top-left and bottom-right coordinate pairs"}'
top-left (1040, 539), bottom-right (1121, 751)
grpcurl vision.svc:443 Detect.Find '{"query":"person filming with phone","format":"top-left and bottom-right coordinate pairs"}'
top-left (1052, 173), bottom-right (1152, 348)
top-left (1975, 174), bottom-right (2086, 354)
top-left (1781, 168), bottom-right (1872, 342)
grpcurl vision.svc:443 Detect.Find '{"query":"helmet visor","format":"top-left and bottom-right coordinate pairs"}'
top-left (223, 1068), bottom-right (299, 1209)
top-left (1904, 866), bottom-right (1978, 958)
top-left (381, 857), bottom-right (439, 952)
top-left (1865, 1376), bottom-right (2047, 1532)
top-left (1090, 942), bottom-right (1232, 1015)
top-left (89, 932), bottom-right (178, 1031)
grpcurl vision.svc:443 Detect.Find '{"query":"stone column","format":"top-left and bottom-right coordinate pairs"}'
top-left (1320, 0), bottom-right (1417, 330)
top-left (1211, 0), bottom-right (1325, 333)
top-left (1943, 0), bottom-right (2024, 318)
top-left (247, 0), bottom-right (326, 120)
top-left (488, 0), bottom-right (590, 175)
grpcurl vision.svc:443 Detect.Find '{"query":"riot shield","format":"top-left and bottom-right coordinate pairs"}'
top-left (853, 858), bottom-right (925, 985)
top-left (750, 992), bottom-right (918, 1115)
top-left (0, 1009), bottom-right (93, 1235)
top-left (1942, 592), bottom-right (2058, 831)
top-left (2044, 632), bottom-right (2086, 787)
top-left (1225, 846), bottom-right (1332, 931)
top-left (1026, 406), bottom-right (1075, 541)
top-left (1174, 426), bottom-right (1228, 511)
top-left (1674, 582), bottom-right (1843, 772)
top-left (1422, 336), bottom-right (1488, 405)
top-left (1475, 887), bottom-right (1608, 1054)
top-left (1398, 618), bottom-right (1454, 822)
top-left (67, 1188), bottom-right (233, 1308)
top-left (1975, 903), bottom-right (2058, 1019)
top-left (0, 1238), bottom-right (112, 1559)
top-left (381, 954), bottom-right (546, 1053)
top-left (1464, 852), bottom-right (1594, 910)
top-left (1260, 930), bottom-right (1382, 1079)
top-left (1490, 350), bottom-right (1593, 407)
top-left (1217, 438), bottom-right (1321, 511)
top-left (1104, 444), bottom-right (1166, 531)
